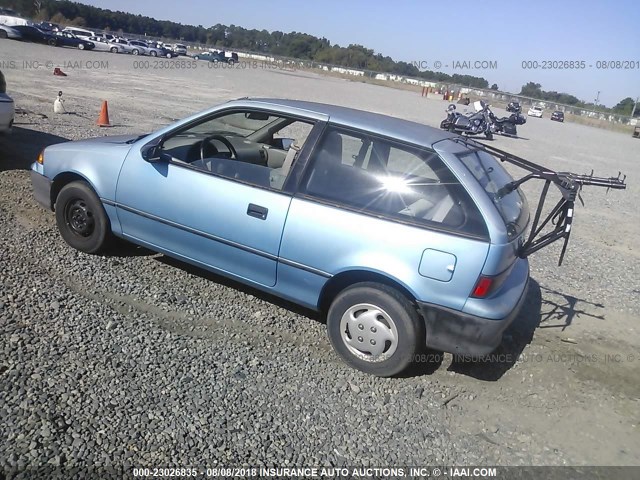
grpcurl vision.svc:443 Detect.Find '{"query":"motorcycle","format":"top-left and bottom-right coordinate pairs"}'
top-left (440, 100), bottom-right (495, 139)
top-left (490, 101), bottom-right (526, 137)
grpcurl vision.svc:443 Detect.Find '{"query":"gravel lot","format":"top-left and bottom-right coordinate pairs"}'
top-left (1, 40), bottom-right (639, 476)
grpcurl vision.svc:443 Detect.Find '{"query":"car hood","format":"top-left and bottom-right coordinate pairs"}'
top-left (47, 134), bottom-right (142, 150)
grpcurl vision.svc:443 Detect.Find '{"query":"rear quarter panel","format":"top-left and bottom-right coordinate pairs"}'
top-left (279, 198), bottom-right (490, 311)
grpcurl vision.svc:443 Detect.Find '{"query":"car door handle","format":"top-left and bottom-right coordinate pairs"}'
top-left (247, 203), bottom-right (268, 220)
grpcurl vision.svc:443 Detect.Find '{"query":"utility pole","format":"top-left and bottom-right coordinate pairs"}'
top-left (631, 96), bottom-right (639, 118)
top-left (594, 91), bottom-right (601, 110)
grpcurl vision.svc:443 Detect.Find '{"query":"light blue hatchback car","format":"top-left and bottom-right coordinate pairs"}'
top-left (32, 98), bottom-right (623, 376)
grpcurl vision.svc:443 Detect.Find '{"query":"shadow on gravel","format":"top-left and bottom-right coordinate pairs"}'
top-left (444, 278), bottom-right (544, 381)
top-left (537, 285), bottom-right (605, 331)
top-left (155, 254), bottom-right (322, 321)
top-left (106, 238), bottom-right (157, 257)
top-left (0, 126), bottom-right (69, 171)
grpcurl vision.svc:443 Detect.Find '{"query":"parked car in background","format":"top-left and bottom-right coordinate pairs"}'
top-left (527, 105), bottom-right (543, 118)
top-left (62, 27), bottom-right (95, 40)
top-left (87, 36), bottom-right (124, 53)
top-left (193, 50), bottom-right (238, 64)
top-left (36, 21), bottom-right (60, 32)
top-left (147, 41), bottom-right (178, 58)
top-left (11, 25), bottom-right (55, 45)
top-left (172, 43), bottom-right (187, 55)
top-left (550, 111), bottom-right (565, 122)
top-left (0, 24), bottom-right (22, 39)
top-left (126, 39), bottom-right (161, 56)
top-left (52, 31), bottom-right (95, 50)
top-left (109, 38), bottom-right (137, 54)
top-left (0, 70), bottom-right (15, 133)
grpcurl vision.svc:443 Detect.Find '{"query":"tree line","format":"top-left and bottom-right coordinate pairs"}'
top-left (519, 82), bottom-right (638, 115)
top-left (2, 0), bottom-right (637, 112)
top-left (2, 0), bottom-right (490, 88)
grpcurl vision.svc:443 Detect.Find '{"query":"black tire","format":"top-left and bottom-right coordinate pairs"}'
top-left (150, 50), bottom-right (157, 57)
top-left (110, 47), bottom-right (118, 53)
top-left (0, 30), bottom-right (8, 39)
top-left (132, 49), bottom-right (139, 55)
top-left (78, 43), bottom-right (85, 50)
top-left (485, 131), bottom-right (493, 140)
top-left (227, 58), bottom-right (235, 66)
top-left (55, 181), bottom-right (112, 254)
top-left (194, 55), bottom-right (199, 60)
top-left (47, 38), bottom-right (56, 46)
top-left (327, 282), bottom-right (423, 377)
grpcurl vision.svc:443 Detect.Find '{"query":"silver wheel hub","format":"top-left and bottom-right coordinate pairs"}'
top-left (340, 303), bottom-right (398, 362)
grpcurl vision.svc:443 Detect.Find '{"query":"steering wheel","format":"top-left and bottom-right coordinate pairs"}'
top-left (200, 134), bottom-right (238, 160)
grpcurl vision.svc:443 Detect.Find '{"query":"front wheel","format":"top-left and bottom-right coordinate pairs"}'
top-left (150, 50), bottom-right (157, 57)
top-left (110, 47), bottom-right (118, 53)
top-left (327, 282), bottom-right (423, 377)
top-left (0, 30), bottom-right (8, 39)
top-left (193, 55), bottom-right (200, 60)
top-left (55, 181), bottom-right (112, 254)
top-left (132, 49), bottom-right (139, 55)
top-left (47, 38), bottom-right (56, 46)
top-left (78, 43), bottom-right (85, 50)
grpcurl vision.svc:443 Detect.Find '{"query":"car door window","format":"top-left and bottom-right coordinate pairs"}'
top-left (160, 110), bottom-right (315, 191)
top-left (301, 126), bottom-right (488, 236)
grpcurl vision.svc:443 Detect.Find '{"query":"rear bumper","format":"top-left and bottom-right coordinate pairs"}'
top-left (30, 170), bottom-right (53, 210)
top-left (418, 276), bottom-right (529, 356)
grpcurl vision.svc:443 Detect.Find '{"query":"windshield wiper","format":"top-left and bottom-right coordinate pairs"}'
top-left (452, 137), bottom-right (627, 265)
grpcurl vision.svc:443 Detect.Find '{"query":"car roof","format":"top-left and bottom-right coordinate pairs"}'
top-left (241, 98), bottom-right (456, 148)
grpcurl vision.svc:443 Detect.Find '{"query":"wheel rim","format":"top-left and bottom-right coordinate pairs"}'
top-left (339, 303), bottom-right (399, 362)
top-left (65, 199), bottom-right (95, 237)
top-left (133, 49), bottom-right (138, 55)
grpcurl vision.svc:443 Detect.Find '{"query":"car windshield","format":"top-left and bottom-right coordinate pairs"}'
top-left (178, 112), bottom-right (281, 138)
top-left (457, 149), bottom-right (529, 238)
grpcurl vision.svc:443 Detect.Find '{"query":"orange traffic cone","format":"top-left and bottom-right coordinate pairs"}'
top-left (97, 101), bottom-right (112, 127)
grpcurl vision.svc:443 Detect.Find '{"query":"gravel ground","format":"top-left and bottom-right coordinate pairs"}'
top-left (1, 40), bottom-right (639, 477)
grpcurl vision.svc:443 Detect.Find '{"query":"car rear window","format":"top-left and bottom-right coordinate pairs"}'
top-left (302, 126), bottom-right (489, 238)
top-left (456, 149), bottom-right (529, 238)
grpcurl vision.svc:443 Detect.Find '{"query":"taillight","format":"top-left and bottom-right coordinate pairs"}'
top-left (471, 276), bottom-right (494, 298)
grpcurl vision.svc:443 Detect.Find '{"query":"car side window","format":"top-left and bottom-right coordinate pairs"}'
top-left (301, 126), bottom-right (488, 236)
top-left (160, 110), bottom-right (315, 191)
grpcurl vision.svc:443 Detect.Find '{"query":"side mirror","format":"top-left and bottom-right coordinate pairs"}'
top-left (141, 137), bottom-right (165, 162)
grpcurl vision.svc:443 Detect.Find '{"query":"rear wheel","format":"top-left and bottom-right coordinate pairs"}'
top-left (55, 181), bottom-right (112, 254)
top-left (110, 47), bottom-right (118, 53)
top-left (327, 282), bottom-right (422, 377)
top-left (227, 58), bottom-right (236, 66)
top-left (0, 30), bottom-right (8, 39)
top-left (47, 38), bottom-right (56, 46)
top-left (194, 55), bottom-right (200, 60)
top-left (150, 50), bottom-right (157, 57)
top-left (132, 49), bottom-right (139, 55)
top-left (78, 43), bottom-right (85, 50)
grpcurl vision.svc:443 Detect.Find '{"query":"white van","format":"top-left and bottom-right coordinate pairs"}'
top-left (62, 27), bottom-right (95, 40)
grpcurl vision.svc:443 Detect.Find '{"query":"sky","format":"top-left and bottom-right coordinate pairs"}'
top-left (82, 0), bottom-right (640, 107)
